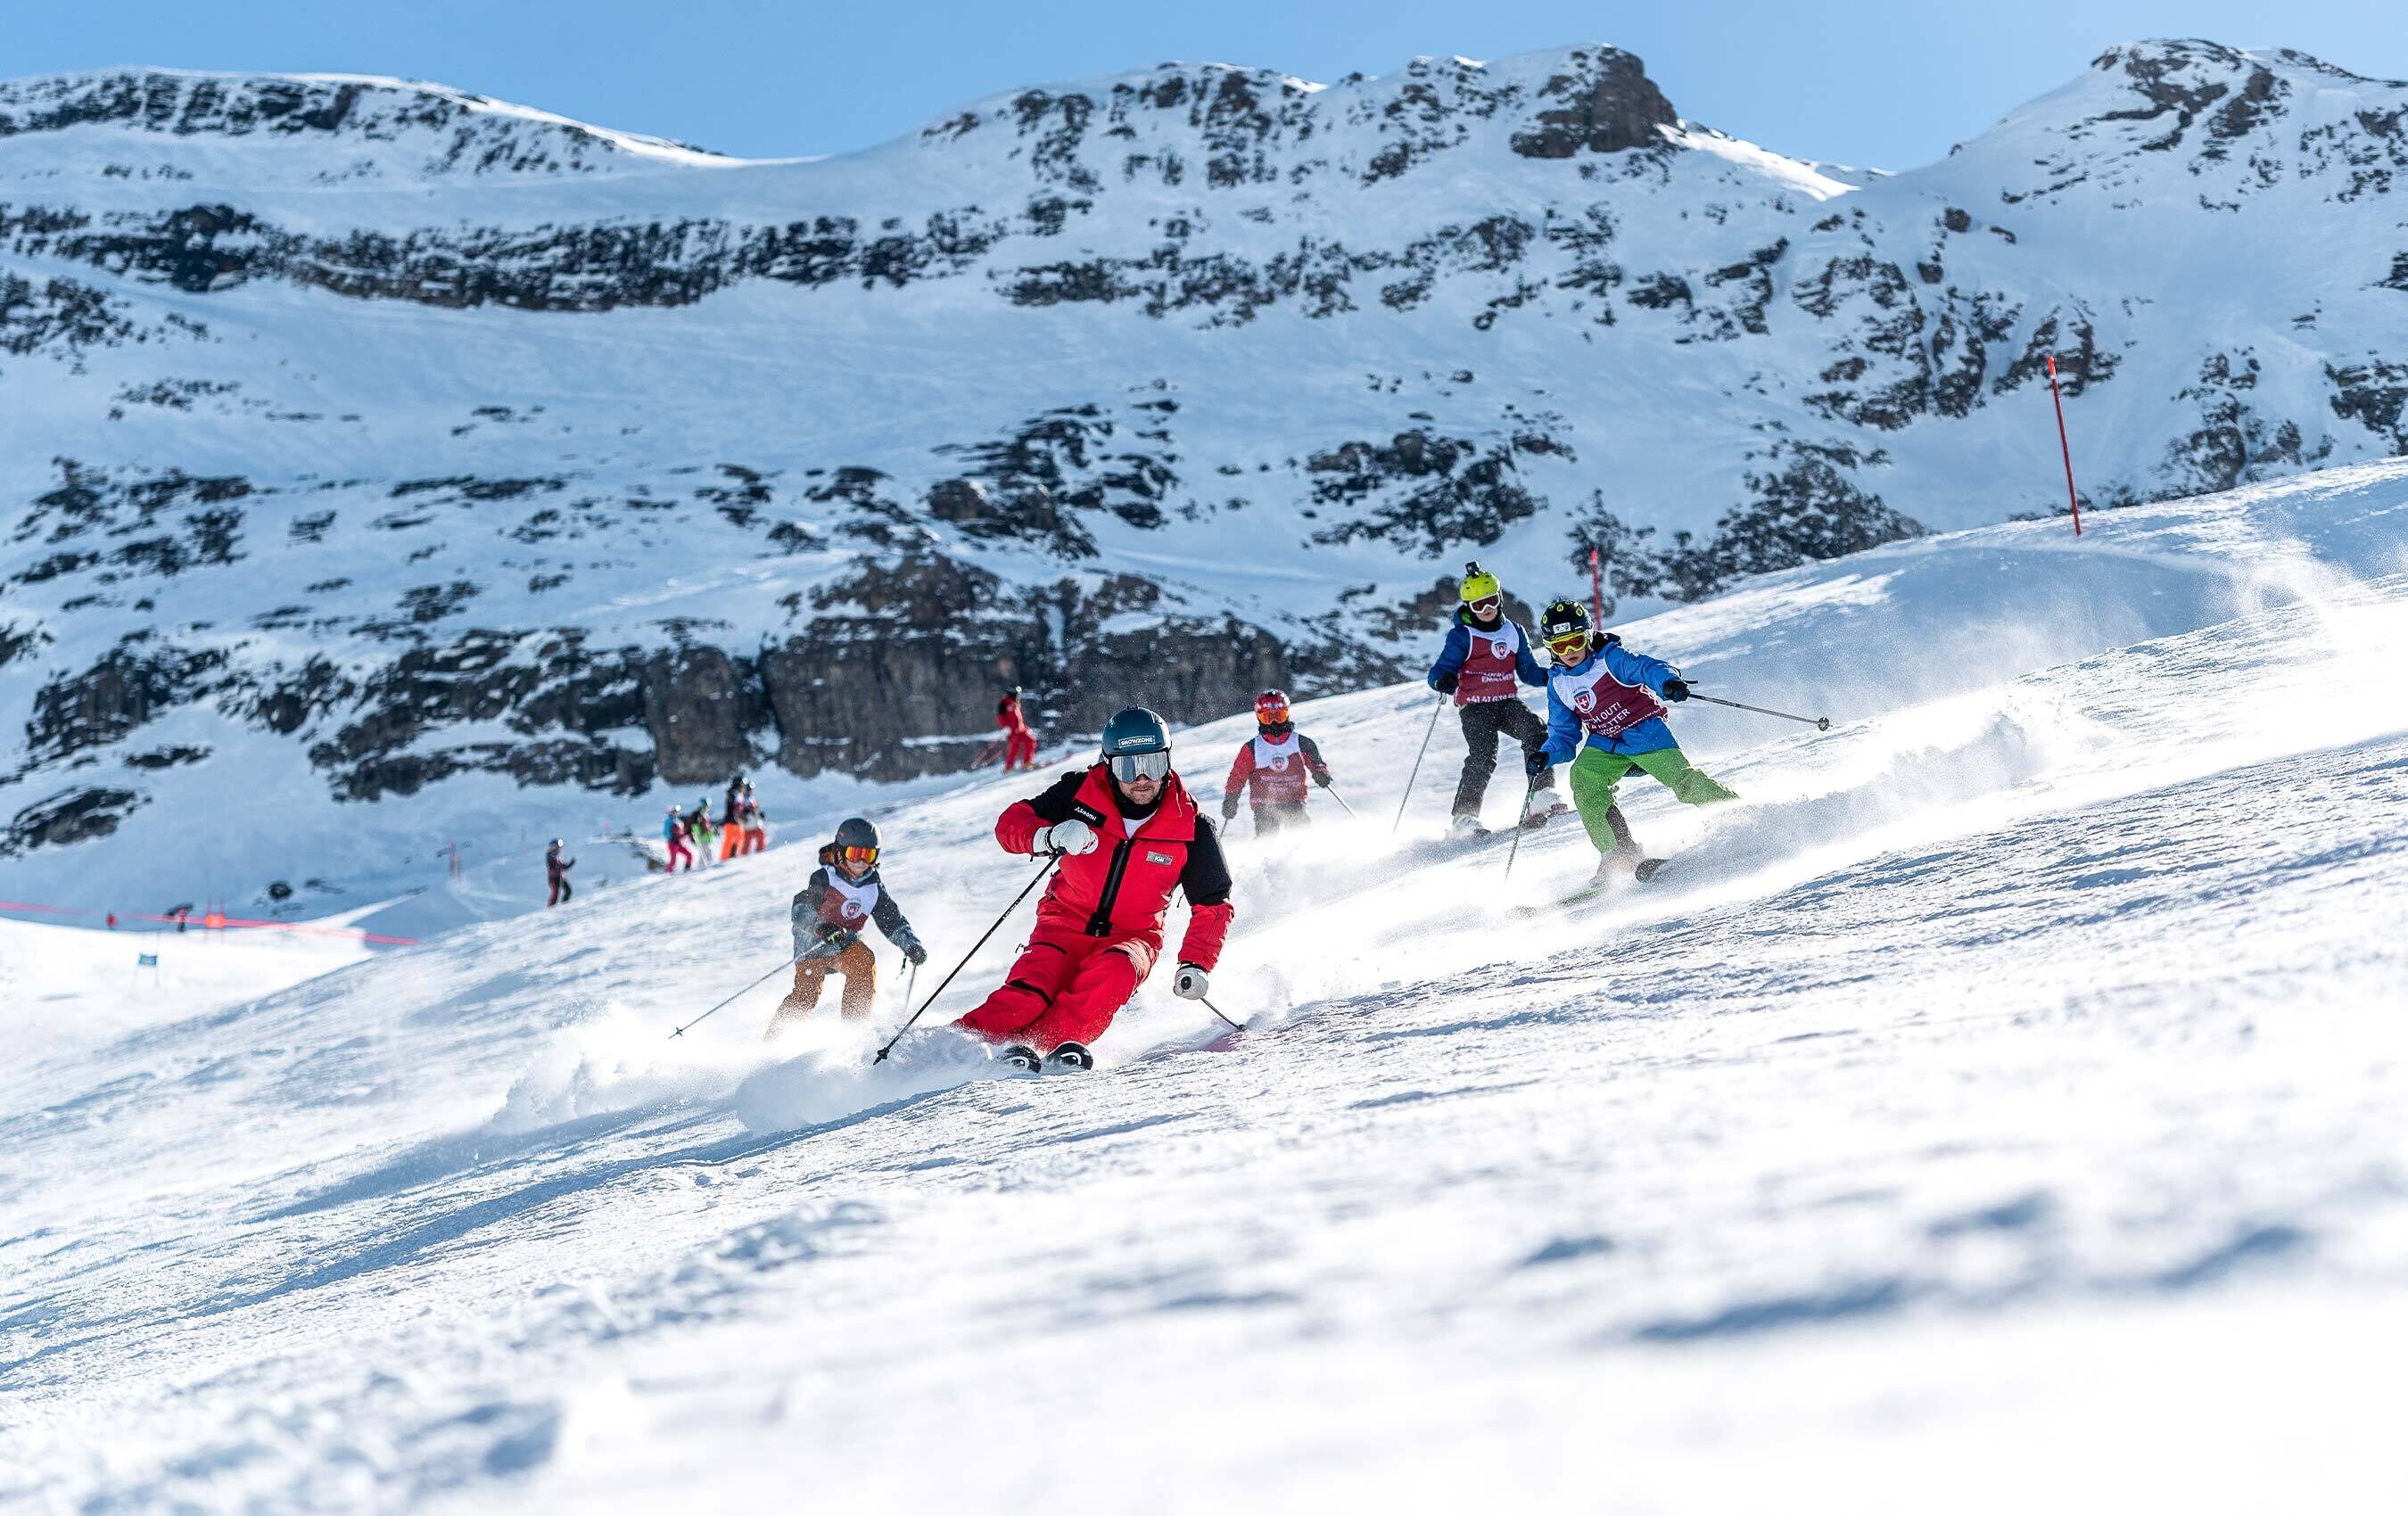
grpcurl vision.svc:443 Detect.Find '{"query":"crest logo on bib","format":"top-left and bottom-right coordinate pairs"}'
top-left (1572, 688), bottom-right (1597, 713)
top-left (1489, 639), bottom-right (1511, 659)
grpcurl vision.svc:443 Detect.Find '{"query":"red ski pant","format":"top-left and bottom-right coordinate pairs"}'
top-left (742, 824), bottom-right (767, 856)
top-left (957, 919), bottom-right (1158, 1052)
top-left (666, 838), bottom-right (694, 871)
top-left (1002, 729), bottom-right (1039, 770)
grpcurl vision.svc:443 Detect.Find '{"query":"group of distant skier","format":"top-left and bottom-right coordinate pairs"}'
top-left (551, 561), bottom-right (1736, 1069)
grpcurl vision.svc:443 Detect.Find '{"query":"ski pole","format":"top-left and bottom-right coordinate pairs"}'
top-left (1686, 691), bottom-right (1832, 731)
top-left (873, 853), bottom-right (1060, 1063)
top-left (1391, 695), bottom-right (1447, 836)
top-left (902, 958), bottom-right (919, 1016)
top-left (669, 954), bottom-right (799, 1041)
top-left (1198, 993), bottom-right (1242, 1032)
top-left (1322, 783), bottom-right (1361, 820)
top-left (1503, 771), bottom-right (1540, 881)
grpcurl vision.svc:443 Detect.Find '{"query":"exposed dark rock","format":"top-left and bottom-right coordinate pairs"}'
top-left (1510, 49), bottom-right (1678, 159)
top-left (3, 786), bottom-right (145, 856)
top-left (640, 644), bottom-right (769, 784)
top-left (1305, 429), bottom-right (1546, 556)
top-left (23, 637), bottom-right (231, 766)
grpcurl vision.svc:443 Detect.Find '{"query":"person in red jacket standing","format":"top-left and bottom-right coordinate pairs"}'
top-left (996, 686), bottom-right (1040, 772)
top-left (1220, 688), bottom-right (1333, 836)
top-left (955, 706), bottom-right (1234, 1071)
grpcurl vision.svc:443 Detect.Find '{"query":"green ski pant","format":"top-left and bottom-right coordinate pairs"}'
top-left (1566, 744), bottom-right (1738, 853)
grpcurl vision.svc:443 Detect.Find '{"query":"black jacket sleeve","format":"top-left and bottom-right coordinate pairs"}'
top-left (871, 887), bottom-right (919, 951)
top-left (1299, 732), bottom-right (1332, 780)
top-left (1023, 769), bottom-right (1090, 825)
top-left (1180, 818), bottom-right (1233, 907)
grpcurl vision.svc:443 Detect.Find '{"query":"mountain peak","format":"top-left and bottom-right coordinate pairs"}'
top-left (0, 68), bottom-right (726, 175)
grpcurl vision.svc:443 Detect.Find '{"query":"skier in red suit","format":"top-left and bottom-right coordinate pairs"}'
top-left (996, 686), bottom-right (1040, 771)
top-left (1220, 688), bottom-right (1333, 836)
top-left (955, 706), bottom-right (1234, 1071)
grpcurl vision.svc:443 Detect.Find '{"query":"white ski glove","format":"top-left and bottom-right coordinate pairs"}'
top-left (1173, 963), bottom-right (1209, 1000)
top-left (1039, 818), bottom-right (1099, 856)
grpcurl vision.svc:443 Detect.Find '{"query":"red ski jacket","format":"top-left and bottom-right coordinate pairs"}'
top-left (996, 695), bottom-right (1031, 734)
top-left (996, 764), bottom-right (1233, 969)
top-left (1224, 730), bottom-right (1330, 807)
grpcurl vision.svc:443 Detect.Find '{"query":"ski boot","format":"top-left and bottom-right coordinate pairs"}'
top-left (996, 1043), bottom-right (1044, 1073)
top-left (1449, 813), bottom-right (1488, 839)
top-left (1522, 785), bottom-right (1571, 828)
top-left (1044, 1041), bottom-right (1095, 1073)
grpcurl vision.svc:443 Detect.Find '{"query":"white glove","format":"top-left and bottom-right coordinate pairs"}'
top-left (1173, 963), bottom-right (1209, 1000)
top-left (1040, 819), bottom-right (1099, 856)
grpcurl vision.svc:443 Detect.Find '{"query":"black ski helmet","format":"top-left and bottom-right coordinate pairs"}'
top-left (834, 816), bottom-right (880, 854)
top-left (1539, 598), bottom-right (1593, 661)
top-left (1100, 706), bottom-right (1171, 759)
top-left (548, 837), bottom-right (563, 849)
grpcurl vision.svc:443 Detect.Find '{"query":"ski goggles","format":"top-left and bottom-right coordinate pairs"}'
top-left (1106, 750), bottom-right (1173, 784)
top-left (838, 845), bottom-right (878, 866)
top-left (1466, 595), bottom-right (1502, 616)
top-left (1545, 631), bottom-right (1589, 661)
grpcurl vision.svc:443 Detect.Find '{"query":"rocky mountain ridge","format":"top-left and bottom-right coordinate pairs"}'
top-left (5, 37), bottom-right (2408, 907)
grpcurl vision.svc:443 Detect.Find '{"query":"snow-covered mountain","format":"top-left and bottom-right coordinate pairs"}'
top-left (7, 39), bottom-right (2408, 911)
top-left (7, 457), bottom-right (2405, 1510)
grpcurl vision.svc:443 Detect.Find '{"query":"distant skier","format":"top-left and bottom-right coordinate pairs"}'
top-left (1424, 562), bottom-right (1567, 835)
top-left (741, 795), bottom-right (769, 856)
top-left (720, 781), bottom-right (754, 862)
top-left (545, 839), bottom-right (574, 906)
top-left (997, 687), bottom-right (1039, 772)
top-left (687, 797), bottom-right (717, 866)
top-left (1220, 688), bottom-right (1333, 836)
top-left (766, 817), bottom-right (928, 1036)
top-left (955, 706), bottom-right (1233, 1071)
top-left (663, 805), bottom-right (695, 872)
top-left (1526, 598), bottom-right (1738, 886)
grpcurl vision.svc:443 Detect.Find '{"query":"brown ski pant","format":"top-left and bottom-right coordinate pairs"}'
top-left (765, 941), bottom-right (878, 1038)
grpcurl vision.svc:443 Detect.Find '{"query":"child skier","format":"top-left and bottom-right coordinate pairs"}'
top-left (688, 796), bottom-right (717, 866)
top-left (1525, 598), bottom-right (1738, 886)
top-left (1220, 688), bottom-right (1333, 836)
top-left (663, 805), bottom-right (695, 872)
top-left (544, 839), bottom-right (574, 906)
top-left (955, 707), bottom-right (1233, 1072)
top-left (766, 817), bottom-right (929, 1036)
top-left (742, 796), bottom-right (769, 856)
top-left (996, 687), bottom-right (1039, 772)
top-left (1424, 562), bottom-right (1566, 834)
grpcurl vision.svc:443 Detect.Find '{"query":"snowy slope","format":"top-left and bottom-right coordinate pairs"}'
top-left (9, 39), bottom-right (2408, 918)
top-left (4, 460), bottom-right (2404, 1511)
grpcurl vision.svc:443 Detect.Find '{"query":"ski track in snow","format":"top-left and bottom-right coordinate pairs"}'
top-left (4, 471), bottom-right (2408, 1511)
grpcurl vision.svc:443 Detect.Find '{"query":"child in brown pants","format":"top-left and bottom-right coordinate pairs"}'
top-left (765, 817), bottom-right (928, 1037)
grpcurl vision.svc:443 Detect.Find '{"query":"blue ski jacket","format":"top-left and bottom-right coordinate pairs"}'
top-left (1425, 609), bottom-right (1548, 691)
top-left (1538, 639), bottom-right (1682, 762)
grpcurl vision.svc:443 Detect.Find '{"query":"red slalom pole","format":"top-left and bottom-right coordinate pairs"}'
top-left (1589, 544), bottom-right (1605, 631)
top-left (2046, 355), bottom-right (2082, 537)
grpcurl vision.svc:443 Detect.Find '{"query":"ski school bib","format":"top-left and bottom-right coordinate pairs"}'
top-left (1551, 656), bottom-right (1666, 743)
top-left (1456, 622), bottom-right (1525, 704)
top-left (826, 872), bottom-right (881, 928)
top-left (1245, 732), bottom-right (1311, 803)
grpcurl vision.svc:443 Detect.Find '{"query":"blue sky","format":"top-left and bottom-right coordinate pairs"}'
top-left (9, 1), bottom-right (2404, 169)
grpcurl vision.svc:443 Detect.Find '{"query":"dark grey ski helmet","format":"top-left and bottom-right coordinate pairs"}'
top-left (834, 816), bottom-right (880, 853)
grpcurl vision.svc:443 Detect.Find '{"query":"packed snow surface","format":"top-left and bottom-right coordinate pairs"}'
top-left (4, 462), bottom-right (2407, 1510)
